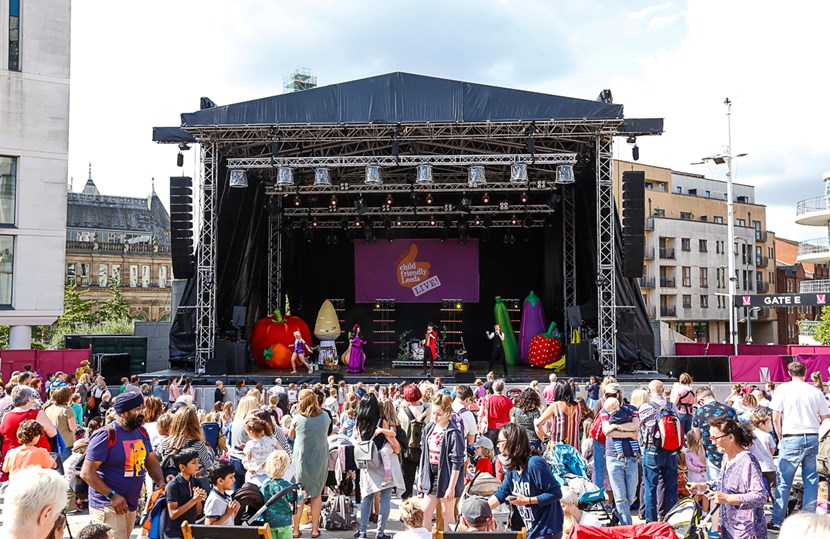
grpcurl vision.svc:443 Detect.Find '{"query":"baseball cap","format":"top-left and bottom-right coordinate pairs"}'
top-left (604, 383), bottom-right (622, 396)
top-left (471, 437), bottom-right (494, 451)
top-left (461, 496), bottom-right (492, 525)
top-left (274, 378), bottom-right (282, 385)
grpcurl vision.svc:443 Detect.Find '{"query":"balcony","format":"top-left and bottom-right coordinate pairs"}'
top-left (756, 282), bottom-right (770, 293)
top-left (645, 217), bottom-right (655, 231)
top-left (639, 276), bottom-right (655, 288)
top-left (660, 305), bottom-right (677, 317)
top-left (660, 277), bottom-right (676, 288)
top-left (65, 239), bottom-right (171, 255)
top-left (659, 247), bottom-right (676, 259)
top-left (755, 230), bottom-right (768, 242)
top-left (756, 255), bottom-right (769, 268)
top-left (796, 196), bottom-right (830, 226)
top-left (644, 247), bottom-right (655, 260)
top-left (800, 280), bottom-right (830, 294)
top-left (797, 237), bottom-right (830, 264)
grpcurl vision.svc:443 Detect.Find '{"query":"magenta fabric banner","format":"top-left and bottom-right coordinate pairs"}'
top-left (729, 355), bottom-right (789, 383)
top-left (795, 354), bottom-right (830, 379)
top-left (354, 239), bottom-right (479, 303)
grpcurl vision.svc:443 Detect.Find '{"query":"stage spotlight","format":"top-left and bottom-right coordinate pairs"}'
top-left (176, 152), bottom-right (184, 167)
top-left (355, 217), bottom-right (362, 227)
top-left (429, 215), bottom-right (436, 227)
top-left (365, 165), bottom-right (382, 185)
top-left (469, 165), bottom-right (486, 186)
top-left (482, 192), bottom-right (490, 204)
top-left (456, 196), bottom-right (472, 213)
top-left (510, 163), bottom-right (528, 183)
top-left (426, 194), bottom-right (433, 205)
top-left (395, 216), bottom-right (402, 226)
top-left (511, 214), bottom-right (518, 226)
top-left (293, 195), bottom-right (301, 207)
top-left (277, 166), bottom-right (294, 186)
top-left (632, 144), bottom-right (640, 161)
top-left (376, 302), bottom-right (381, 309)
top-left (312, 218), bottom-right (318, 227)
top-left (386, 195), bottom-right (393, 206)
top-left (330, 195), bottom-right (338, 207)
top-left (520, 192), bottom-right (528, 204)
top-left (474, 215), bottom-right (481, 226)
top-left (416, 164), bottom-right (434, 185)
top-left (314, 167), bottom-right (331, 186)
top-left (455, 302), bottom-right (462, 309)
top-left (556, 164), bottom-right (575, 185)
top-left (229, 169), bottom-right (248, 188)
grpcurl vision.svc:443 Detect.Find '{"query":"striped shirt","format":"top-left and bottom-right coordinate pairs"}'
top-left (547, 403), bottom-right (580, 450)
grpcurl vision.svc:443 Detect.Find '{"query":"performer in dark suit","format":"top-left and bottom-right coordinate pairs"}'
top-left (423, 323), bottom-right (438, 376)
top-left (485, 323), bottom-right (508, 376)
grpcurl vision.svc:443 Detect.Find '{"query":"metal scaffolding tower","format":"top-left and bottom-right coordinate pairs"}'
top-left (283, 67), bottom-right (317, 94)
top-left (595, 136), bottom-right (617, 374)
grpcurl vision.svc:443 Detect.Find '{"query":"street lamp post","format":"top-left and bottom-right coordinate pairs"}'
top-left (745, 306), bottom-right (761, 344)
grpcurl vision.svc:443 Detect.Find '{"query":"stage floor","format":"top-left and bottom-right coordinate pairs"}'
top-left (142, 357), bottom-right (664, 386)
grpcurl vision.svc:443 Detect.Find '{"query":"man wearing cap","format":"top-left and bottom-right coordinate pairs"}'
top-left (268, 378), bottom-right (286, 398)
top-left (81, 392), bottom-right (165, 539)
top-left (398, 384), bottom-right (427, 500)
top-left (458, 496), bottom-right (498, 532)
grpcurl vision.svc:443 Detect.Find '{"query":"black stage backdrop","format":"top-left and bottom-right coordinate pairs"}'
top-left (171, 156), bottom-right (655, 372)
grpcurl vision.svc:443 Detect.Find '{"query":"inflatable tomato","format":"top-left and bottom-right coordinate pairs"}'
top-left (527, 322), bottom-right (563, 369)
top-left (250, 310), bottom-right (312, 369)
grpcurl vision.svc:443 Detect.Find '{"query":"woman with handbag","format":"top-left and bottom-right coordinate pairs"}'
top-left (418, 393), bottom-right (465, 531)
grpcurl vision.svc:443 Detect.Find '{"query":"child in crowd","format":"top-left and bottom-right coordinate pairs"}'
top-left (684, 428), bottom-right (708, 511)
top-left (472, 436), bottom-right (495, 476)
top-left (2, 420), bottom-right (56, 477)
top-left (261, 450), bottom-right (301, 539)
top-left (221, 401), bottom-right (234, 429)
top-left (323, 388), bottom-right (339, 420)
top-left (99, 391), bottom-right (112, 416)
top-left (749, 412), bottom-right (776, 497)
top-left (165, 448), bottom-right (207, 539)
top-left (378, 398), bottom-right (399, 486)
top-left (64, 438), bottom-right (89, 511)
top-left (48, 513), bottom-right (67, 539)
top-left (243, 416), bottom-right (280, 485)
top-left (339, 402), bottom-right (357, 437)
top-left (817, 482), bottom-right (829, 515)
top-left (204, 460), bottom-right (241, 525)
top-left (585, 376), bottom-right (600, 409)
top-left (394, 498), bottom-right (432, 539)
top-left (155, 412), bottom-right (173, 448)
top-left (602, 398), bottom-right (641, 457)
top-left (287, 383), bottom-right (298, 406)
top-left (267, 394), bottom-right (284, 424)
top-left (70, 393), bottom-right (84, 431)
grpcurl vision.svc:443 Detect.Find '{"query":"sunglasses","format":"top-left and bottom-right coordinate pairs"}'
top-left (711, 432), bottom-right (730, 441)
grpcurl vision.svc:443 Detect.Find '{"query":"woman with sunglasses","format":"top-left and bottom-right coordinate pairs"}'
top-left (688, 416), bottom-right (768, 539)
top-left (488, 423), bottom-right (563, 539)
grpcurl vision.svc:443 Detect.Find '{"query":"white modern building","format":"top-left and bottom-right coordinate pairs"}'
top-left (0, 0), bottom-right (71, 347)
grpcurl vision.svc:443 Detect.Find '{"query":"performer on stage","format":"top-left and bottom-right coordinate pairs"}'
top-left (485, 323), bottom-right (508, 376)
top-left (289, 330), bottom-right (313, 374)
top-left (347, 324), bottom-right (367, 374)
top-left (422, 323), bottom-right (438, 376)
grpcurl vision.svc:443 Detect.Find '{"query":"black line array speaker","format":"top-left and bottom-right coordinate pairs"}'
top-left (622, 171), bottom-right (646, 278)
top-left (454, 371), bottom-right (476, 384)
top-left (170, 176), bottom-right (194, 279)
top-left (215, 339), bottom-right (247, 375)
top-left (566, 343), bottom-right (603, 377)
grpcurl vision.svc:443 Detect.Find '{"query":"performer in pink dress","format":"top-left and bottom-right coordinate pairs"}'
top-left (347, 324), bottom-right (366, 374)
top-left (290, 330), bottom-right (313, 374)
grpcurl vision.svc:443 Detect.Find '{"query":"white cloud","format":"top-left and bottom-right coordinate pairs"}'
top-left (628, 2), bottom-right (673, 20)
top-left (646, 13), bottom-right (680, 32)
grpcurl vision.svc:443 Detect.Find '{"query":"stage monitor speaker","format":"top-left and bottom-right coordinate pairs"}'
top-left (170, 176), bottom-right (194, 279)
top-left (232, 306), bottom-right (247, 328)
top-left (454, 371), bottom-right (476, 384)
top-left (566, 306), bottom-right (583, 329)
top-left (322, 372), bottom-right (343, 384)
top-left (566, 343), bottom-right (602, 377)
top-left (205, 358), bottom-right (225, 375)
top-left (216, 339), bottom-right (247, 375)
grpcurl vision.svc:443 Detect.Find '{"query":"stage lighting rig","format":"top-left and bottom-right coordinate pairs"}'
top-left (416, 164), bottom-right (434, 185)
top-left (395, 216), bottom-right (402, 226)
top-left (474, 216), bottom-right (481, 226)
top-left (293, 195), bottom-right (301, 207)
top-left (314, 167), bottom-right (331, 186)
top-left (426, 193), bottom-right (433, 205)
top-left (511, 214), bottom-right (518, 226)
top-left (556, 164), bottom-right (575, 185)
top-left (520, 192), bottom-right (528, 204)
top-left (511, 162), bottom-right (529, 183)
top-left (229, 169), bottom-right (248, 188)
top-left (456, 196), bottom-right (472, 213)
top-left (429, 215), bottom-right (437, 226)
top-left (469, 165), bottom-right (486, 186)
top-left (330, 195), bottom-right (338, 207)
top-left (355, 217), bottom-right (362, 227)
top-left (482, 192), bottom-right (490, 204)
top-left (355, 197), bottom-right (368, 215)
top-left (386, 194), bottom-right (393, 206)
top-left (277, 166), bottom-right (294, 186)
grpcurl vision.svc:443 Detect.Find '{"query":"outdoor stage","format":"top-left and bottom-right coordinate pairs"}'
top-left (154, 72), bottom-right (663, 377)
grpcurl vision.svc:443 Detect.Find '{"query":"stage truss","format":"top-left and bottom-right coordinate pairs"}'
top-left (189, 117), bottom-right (645, 374)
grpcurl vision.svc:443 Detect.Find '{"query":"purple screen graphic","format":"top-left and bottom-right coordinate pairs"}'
top-left (354, 239), bottom-right (480, 303)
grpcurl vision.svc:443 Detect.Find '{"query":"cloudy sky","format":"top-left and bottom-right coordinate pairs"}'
top-left (68, 1), bottom-right (830, 241)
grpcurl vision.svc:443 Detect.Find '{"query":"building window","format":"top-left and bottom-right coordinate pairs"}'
top-left (98, 264), bottom-right (108, 287)
top-left (737, 218), bottom-right (746, 227)
top-left (700, 267), bottom-right (708, 288)
top-left (705, 191), bottom-right (711, 198)
top-left (129, 265), bottom-right (139, 287)
top-left (0, 157), bottom-right (17, 225)
top-left (699, 239), bottom-right (708, 253)
top-left (714, 216), bottom-right (724, 224)
top-left (79, 263), bottom-right (90, 286)
top-left (66, 263), bottom-right (76, 286)
top-left (108, 233), bottom-right (118, 243)
top-left (141, 265), bottom-right (150, 288)
top-left (700, 295), bottom-right (709, 308)
top-left (682, 295), bottom-right (692, 308)
top-left (645, 182), bottom-right (653, 190)
top-left (0, 236), bottom-right (12, 305)
top-left (681, 238), bottom-right (691, 251)
top-left (159, 266), bottom-right (168, 288)
top-left (112, 264), bottom-right (121, 284)
top-left (682, 266), bottom-right (691, 287)
top-left (8, 0), bottom-right (20, 71)
top-left (680, 211), bottom-right (693, 220)
top-left (675, 186), bottom-right (682, 194)
top-left (654, 208), bottom-right (665, 217)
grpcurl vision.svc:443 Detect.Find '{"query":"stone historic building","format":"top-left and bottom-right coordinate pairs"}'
top-left (65, 170), bottom-right (172, 321)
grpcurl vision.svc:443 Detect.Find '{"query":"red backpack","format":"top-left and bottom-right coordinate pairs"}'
top-left (648, 402), bottom-right (683, 453)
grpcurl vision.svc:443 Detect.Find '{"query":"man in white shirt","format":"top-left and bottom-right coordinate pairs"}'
top-left (451, 385), bottom-right (477, 446)
top-left (268, 378), bottom-right (286, 398)
top-left (769, 360), bottom-right (830, 530)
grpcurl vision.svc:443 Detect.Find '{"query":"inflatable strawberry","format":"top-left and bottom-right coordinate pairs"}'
top-left (250, 310), bottom-right (312, 369)
top-left (527, 322), bottom-right (563, 368)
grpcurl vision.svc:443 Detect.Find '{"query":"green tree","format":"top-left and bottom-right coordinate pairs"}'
top-left (97, 278), bottom-right (131, 323)
top-left (56, 284), bottom-right (96, 329)
top-left (813, 306), bottom-right (830, 344)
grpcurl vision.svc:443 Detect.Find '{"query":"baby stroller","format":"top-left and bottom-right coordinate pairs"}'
top-left (663, 497), bottom-right (718, 539)
top-left (545, 443), bottom-right (611, 521)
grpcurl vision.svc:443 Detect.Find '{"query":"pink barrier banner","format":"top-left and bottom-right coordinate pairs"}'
top-left (795, 354), bottom-right (830, 378)
top-left (729, 355), bottom-right (789, 383)
top-left (678, 343), bottom-right (830, 356)
top-left (0, 348), bottom-right (91, 382)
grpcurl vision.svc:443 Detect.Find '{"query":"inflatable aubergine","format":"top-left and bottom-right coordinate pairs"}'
top-left (519, 290), bottom-right (546, 365)
top-left (494, 296), bottom-right (520, 366)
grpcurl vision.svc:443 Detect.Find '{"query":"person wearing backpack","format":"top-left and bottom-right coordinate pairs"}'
top-left (670, 373), bottom-right (696, 436)
top-left (397, 385), bottom-right (426, 501)
top-left (637, 380), bottom-right (681, 523)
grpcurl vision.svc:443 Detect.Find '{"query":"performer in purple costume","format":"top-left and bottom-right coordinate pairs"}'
top-left (290, 330), bottom-right (313, 373)
top-left (347, 324), bottom-right (366, 374)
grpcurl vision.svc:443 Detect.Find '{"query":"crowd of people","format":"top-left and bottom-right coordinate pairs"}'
top-left (1, 361), bottom-right (830, 539)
